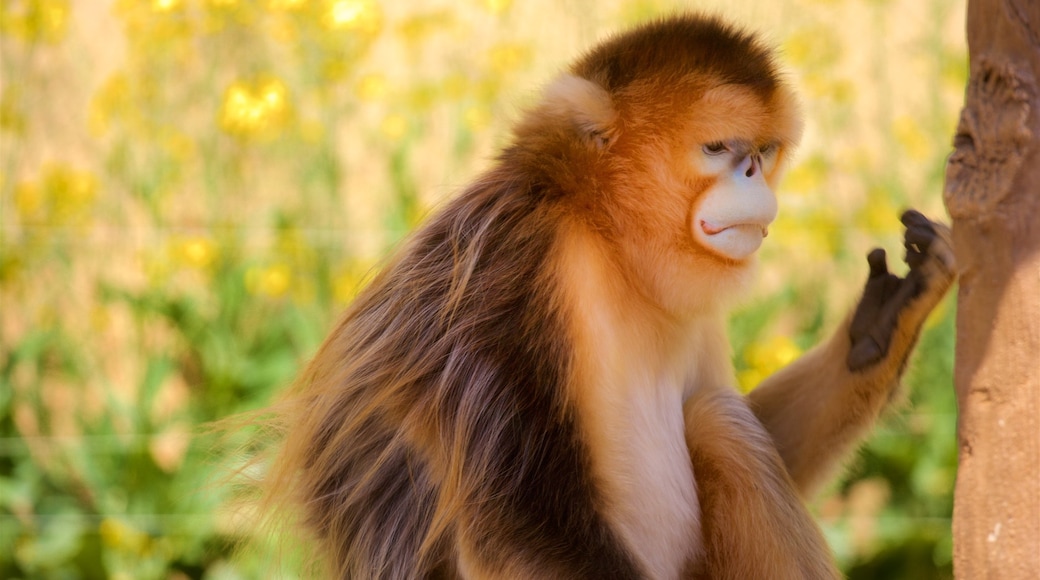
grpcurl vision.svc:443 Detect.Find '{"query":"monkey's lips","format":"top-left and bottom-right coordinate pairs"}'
top-left (698, 220), bottom-right (769, 260)
top-left (700, 220), bottom-right (768, 238)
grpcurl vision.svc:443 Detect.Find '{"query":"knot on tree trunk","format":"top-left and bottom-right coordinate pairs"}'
top-left (944, 57), bottom-right (1033, 220)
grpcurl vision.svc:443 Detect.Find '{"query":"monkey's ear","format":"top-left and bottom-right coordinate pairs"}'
top-left (541, 74), bottom-right (618, 149)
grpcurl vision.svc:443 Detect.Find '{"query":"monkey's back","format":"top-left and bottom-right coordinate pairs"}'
top-left (267, 165), bottom-right (639, 578)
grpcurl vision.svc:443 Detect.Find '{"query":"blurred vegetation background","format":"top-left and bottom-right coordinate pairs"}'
top-left (1, 0), bottom-right (966, 578)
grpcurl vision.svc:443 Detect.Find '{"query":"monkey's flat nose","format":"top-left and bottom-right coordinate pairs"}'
top-left (743, 155), bottom-right (762, 178)
top-left (735, 154), bottom-right (761, 178)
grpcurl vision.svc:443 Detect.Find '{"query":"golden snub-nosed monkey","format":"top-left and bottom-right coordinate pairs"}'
top-left (247, 13), bottom-right (957, 580)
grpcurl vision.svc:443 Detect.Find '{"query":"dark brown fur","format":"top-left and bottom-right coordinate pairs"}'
top-left (573, 15), bottom-right (780, 95)
top-left (262, 157), bottom-right (642, 578)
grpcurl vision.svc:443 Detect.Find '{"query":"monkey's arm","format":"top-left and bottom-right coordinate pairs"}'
top-left (746, 210), bottom-right (956, 496)
top-left (684, 388), bottom-right (841, 580)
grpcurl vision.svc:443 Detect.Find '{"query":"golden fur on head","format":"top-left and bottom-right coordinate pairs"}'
top-left (510, 14), bottom-right (803, 317)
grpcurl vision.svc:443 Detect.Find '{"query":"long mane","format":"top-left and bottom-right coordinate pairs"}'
top-left (259, 160), bottom-right (635, 577)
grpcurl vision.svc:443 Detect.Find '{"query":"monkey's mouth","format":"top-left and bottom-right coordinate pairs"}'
top-left (696, 220), bottom-right (771, 261)
top-left (699, 220), bottom-right (769, 238)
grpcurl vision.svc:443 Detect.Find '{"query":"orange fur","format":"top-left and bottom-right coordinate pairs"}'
top-left (684, 389), bottom-right (839, 579)
top-left (239, 14), bottom-right (956, 579)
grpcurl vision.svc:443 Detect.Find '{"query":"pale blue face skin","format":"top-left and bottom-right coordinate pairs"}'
top-left (689, 139), bottom-right (780, 261)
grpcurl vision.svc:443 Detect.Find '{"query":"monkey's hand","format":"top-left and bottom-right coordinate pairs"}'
top-left (846, 210), bottom-right (957, 372)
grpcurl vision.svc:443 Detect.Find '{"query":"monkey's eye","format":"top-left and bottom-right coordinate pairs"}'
top-left (702, 142), bottom-right (728, 156)
top-left (759, 142), bottom-right (781, 173)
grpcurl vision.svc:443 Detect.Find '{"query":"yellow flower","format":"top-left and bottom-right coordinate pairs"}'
top-left (99, 518), bottom-right (150, 554)
top-left (0, 0), bottom-right (70, 44)
top-left (397, 11), bottom-right (453, 43)
top-left (268, 14), bottom-right (296, 43)
top-left (620, 0), bottom-right (669, 25)
top-left (333, 262), bottom-right (375, 304)
top-left (48, 167), bottom-right (95, 219)
top-left (89, 73), bottom-right (132, 136)
top-left (275, 227), bottom-right (316, 268)
top-left (782, 25), bottom-right (840, 70)
top-left (142, 252), bottom-right (170, 285)
top-left (482, 0), bottom-right (512, 14)
top-left (488, 42), bottom-right (531, 74)
top-left (824, 78), bottom-right (854, 105)
top-left (267, 0), bottom-right (304, 10)
top-left (114, 0), bottom-right (193, 57)
top-left (406, 83), bottom-right (439, 110)
top-left (333, 270), bottom-right (359, 305)
top-left (892, 116), bottom-right (931, 161)
top-left (258, 78), bottom-right (289, 112)
top-left (737, 368), bottom-right (765, 393)
top-left (941, 51), bottom-right (969, 91)
top-left (323, 0), bottom-right (381, 34)
top-left (355, 73), bottom-right (388, 102)
top-left (858, 191), bottom-right (902, 237)
top-left (0, 86), bottom-right (26, 135)
top-left (90, 304), bottom-right (111, 332)
top-left (201, 0), bottom-right (253, 34)
top-left (802, 74), bottom-right (855, 103)
top-left (299, 119), bottom-right (325, 144)
top-left (442, 73), bottom-right (469, 100)
top-left (170, 236), bottom-right (218, 270)
top-left (798, 77), bottom-right (848, 105)
top-left (747, 335), bottom-right (801, 370)
top-left (463, 106), bottom-right (490, 131)
top-left (246, 264), bottom-right (292, 298)
top-left (152, 0), bottom-right (181, 11)
top-left (925, 293), bottom-right (951, 331)
top-left (161, 131), bottom-right (195, 165)
top-left (740, 335), bottom-right (802, 392)
top-left (771, 208), bottom-right (841, 260)
top-left (13, 181), bottom-right (43, 220)
top-left (380, 114), bottom-right (409, 140)
top-left (781, 154), bottom-right (829, 196)
top-left (220, 76), bottom-right (292, 139)
top-left (471, 82), bottom-right (501, 108)
top-left (13, 163), bottom-right (97, 225)
top-left (1, 250), bottom-right (24, 286)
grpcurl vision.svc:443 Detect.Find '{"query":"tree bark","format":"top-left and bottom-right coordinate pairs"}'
top-left (944, 1), bottom-right (1040, 578)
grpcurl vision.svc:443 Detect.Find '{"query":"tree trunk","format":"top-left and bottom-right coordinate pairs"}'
top-left (944, 1), bottom-right (1040, 578)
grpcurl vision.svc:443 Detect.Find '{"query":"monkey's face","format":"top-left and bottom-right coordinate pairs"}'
top-left (529, 39), bottom-right (802, 315)
top-left (677, 83), bottom-right (798, 264)
top-left (689, 138), bottom-right (779, 261)
top-left (599, 81), bottom-right (800, 315)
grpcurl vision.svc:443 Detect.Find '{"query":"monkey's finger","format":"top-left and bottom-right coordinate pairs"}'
top-left (905, 224), bottom-right (935, 248)
top-left (905, 225), bottom-right (935, 267)
top-left (900, 209), bottom-right (931, 229)
top-left (867, 248), bottom-right (889, 279)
